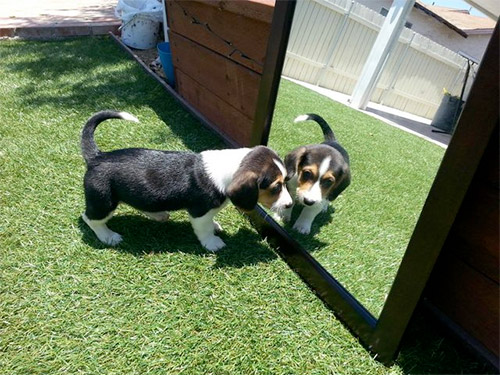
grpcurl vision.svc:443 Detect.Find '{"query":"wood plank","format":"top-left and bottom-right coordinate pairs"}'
top-left (427, 254), bottom-right (499, 357)
top-left (176, 69), bottom-right (253, 146)
top-left (169, 32), bottom-right (261, 119)
top-left (448, 184), bottom-right (499, 283)
top-left (166, 0), bottom-right (273, 73)
top-left (475, 122), bottom-right (499, 190)
top-left (446, 124), bottom-right (499, 282)
top-left (199, 0), bottom-right (275, 22)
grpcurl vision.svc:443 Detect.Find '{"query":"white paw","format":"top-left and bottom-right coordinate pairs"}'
top-left (100, 231), bottom-right (123, 246)
top-left (321, 201), bottom-right (329, 213)
top-left (293, 221), bottom-right (311, 234)
top-left (213, 221), bottom-right (223, 233)
top-left (201, 235), bottom-right (226, 252)
top-left (282, 210), bottom-right (292, 223)
top-left (273, 206), bottom-right (293, 223)
top-left (272, 212), bottom-right (282, 222)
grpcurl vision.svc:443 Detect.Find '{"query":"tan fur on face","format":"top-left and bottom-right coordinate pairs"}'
top-left (296, 166), bottom-right (317, 197)
top-left (320, 171), bottom-right (336, 197)
top-left (296, 166), bottom-right (337, 200)
top-left (258, 176), bottom-right (285, 208)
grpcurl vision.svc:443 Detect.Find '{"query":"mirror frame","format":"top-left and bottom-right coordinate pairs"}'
top-left (113, 1), bottom-right (498, 364)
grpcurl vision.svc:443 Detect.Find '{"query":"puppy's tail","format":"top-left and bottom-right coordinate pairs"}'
top-left (294, 114), bottom-right (336, 143)
top-left (81, 110), bottom-right (139, 164)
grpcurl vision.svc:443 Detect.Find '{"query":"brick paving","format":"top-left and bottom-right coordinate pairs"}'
top-left (0, 0), bottom-right (120, 38)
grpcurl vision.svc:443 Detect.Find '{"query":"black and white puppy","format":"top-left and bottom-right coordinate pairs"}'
top-left (278, 114), bottom-right (351, 234)
top-left (81, 111), bottom-right (292, 251)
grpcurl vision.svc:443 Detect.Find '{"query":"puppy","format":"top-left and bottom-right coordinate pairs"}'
top-left (81, 110), bottom-right (292, 251)
top-left (279, 114), bottom-right (350, 234)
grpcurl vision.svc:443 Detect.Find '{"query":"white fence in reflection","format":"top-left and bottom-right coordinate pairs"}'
top-left (283, 0), bottom-right (475, 119)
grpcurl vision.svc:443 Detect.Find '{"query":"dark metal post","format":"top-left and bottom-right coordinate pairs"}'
top-left (251, 0), bottom-right (297, 146)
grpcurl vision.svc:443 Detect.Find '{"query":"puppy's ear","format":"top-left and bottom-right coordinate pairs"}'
top-left (284, 147), bottom-right (306, 178)
top-left (328, 169), bottom-right (351, 201)
top-left (227, 171), bottom-right (259, 212)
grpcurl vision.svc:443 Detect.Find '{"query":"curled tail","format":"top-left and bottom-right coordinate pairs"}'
top-left (81, 110), bottom-right (139, 164)
top-left (294, 113), bottom-right (336, 143)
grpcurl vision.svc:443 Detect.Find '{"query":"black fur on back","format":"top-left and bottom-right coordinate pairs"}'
top-left (83, 149), bottom-right (226, 220)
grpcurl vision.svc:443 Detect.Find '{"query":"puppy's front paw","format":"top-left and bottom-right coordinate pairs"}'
top-left (293, 220), bottom-right (312, 235)
top-left (282, 210), bottom-right (292, 223)
top-left (100, 231), bottom-right (123, 246)
top-left (201, 235), bottom-right (226, 252)
top-left (321, 201), bottom-right (330, 213)
top-left (273, 208), bottom-right (292, 223)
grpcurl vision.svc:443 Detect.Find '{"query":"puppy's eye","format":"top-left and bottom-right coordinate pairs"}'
top-left (321, 178), bottom-right (335, 187)
top-left (302, 171), bottom-right (313, 181)
top-left (271, 183), bottom-right (282, 195)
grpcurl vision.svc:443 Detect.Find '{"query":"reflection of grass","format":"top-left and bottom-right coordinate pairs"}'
top-left (268, 79), bottom-right (445, 316)
top-left (0, 38), bottom-right (490, 374)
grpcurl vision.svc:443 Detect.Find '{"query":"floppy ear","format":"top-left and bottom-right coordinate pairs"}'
top-left (284, 147), bottom-right (306, 179)
top-left (226, 171), bottom-right (259, 211)
top-left (328, 169), bottom-right (351, 201)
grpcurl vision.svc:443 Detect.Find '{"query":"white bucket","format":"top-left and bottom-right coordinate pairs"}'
top-left (121, 14), bottom-right (159, 50)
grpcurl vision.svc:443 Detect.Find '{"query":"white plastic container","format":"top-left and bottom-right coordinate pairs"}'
top-left (121, 14), bottom-right (160, 50)
top-left (115, 0), bottom-right (163, 50)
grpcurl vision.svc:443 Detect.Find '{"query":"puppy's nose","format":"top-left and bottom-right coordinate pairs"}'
top-left (284, 202), bottom-right (293, 209)
top-left (303, 198), bottom-right (315, 206)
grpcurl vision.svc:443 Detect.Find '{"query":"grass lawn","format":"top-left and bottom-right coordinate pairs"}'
top-left (0, 37), bottom-right (492, 374)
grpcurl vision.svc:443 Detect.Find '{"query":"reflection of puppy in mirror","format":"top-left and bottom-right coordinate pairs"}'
top-left (81, 111), bottom-right (293, 252)
top-left (279, 114), bottom-right (351, 234)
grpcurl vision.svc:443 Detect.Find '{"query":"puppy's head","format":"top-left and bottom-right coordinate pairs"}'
top-left (227, 146), bottom-right (293, 212)
top-left (285, 145), bottom-right (350, 206)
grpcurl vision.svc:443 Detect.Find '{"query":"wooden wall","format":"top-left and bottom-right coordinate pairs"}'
top-left (425, 122), bottom-right (499, 361)
top-left (165, 0), bottom-right (275, 146)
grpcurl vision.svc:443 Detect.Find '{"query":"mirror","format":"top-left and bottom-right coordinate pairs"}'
top-left (262, 0), bottom-right (491, 318)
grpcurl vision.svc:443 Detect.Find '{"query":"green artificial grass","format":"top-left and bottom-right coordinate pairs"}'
top-left (0, 37), bottom-right (492, 375)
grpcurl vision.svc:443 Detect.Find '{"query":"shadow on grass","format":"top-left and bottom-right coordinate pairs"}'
top-left (395, 312), bottom-right (496, 375)
top-left (2, 37), bottom-right (223, 153)
top-left (278, 204), bottom-right (336, 251)
top-left (78, 215), bottom-right (277, 269)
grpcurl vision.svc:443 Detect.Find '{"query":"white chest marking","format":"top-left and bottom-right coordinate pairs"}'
top-left (201, 148), bottom-right (251, 193)
top-left (303, 156), bottom-right (331, 203)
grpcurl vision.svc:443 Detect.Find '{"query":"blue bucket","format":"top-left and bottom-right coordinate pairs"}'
top-left (157, 42), bottom-right (175, 87)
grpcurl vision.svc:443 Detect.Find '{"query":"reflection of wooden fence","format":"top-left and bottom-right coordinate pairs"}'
top-left (283, 0), bottom-right (475, 119)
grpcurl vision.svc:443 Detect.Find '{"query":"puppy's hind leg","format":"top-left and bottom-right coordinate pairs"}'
top-left (82, 211), bottom-right (122, 246)
top-left (83, 177), bottom-right (122, 245)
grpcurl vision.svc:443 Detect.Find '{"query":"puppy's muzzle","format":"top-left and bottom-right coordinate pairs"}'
top-left (271, 188), bottom-right (293, 212)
